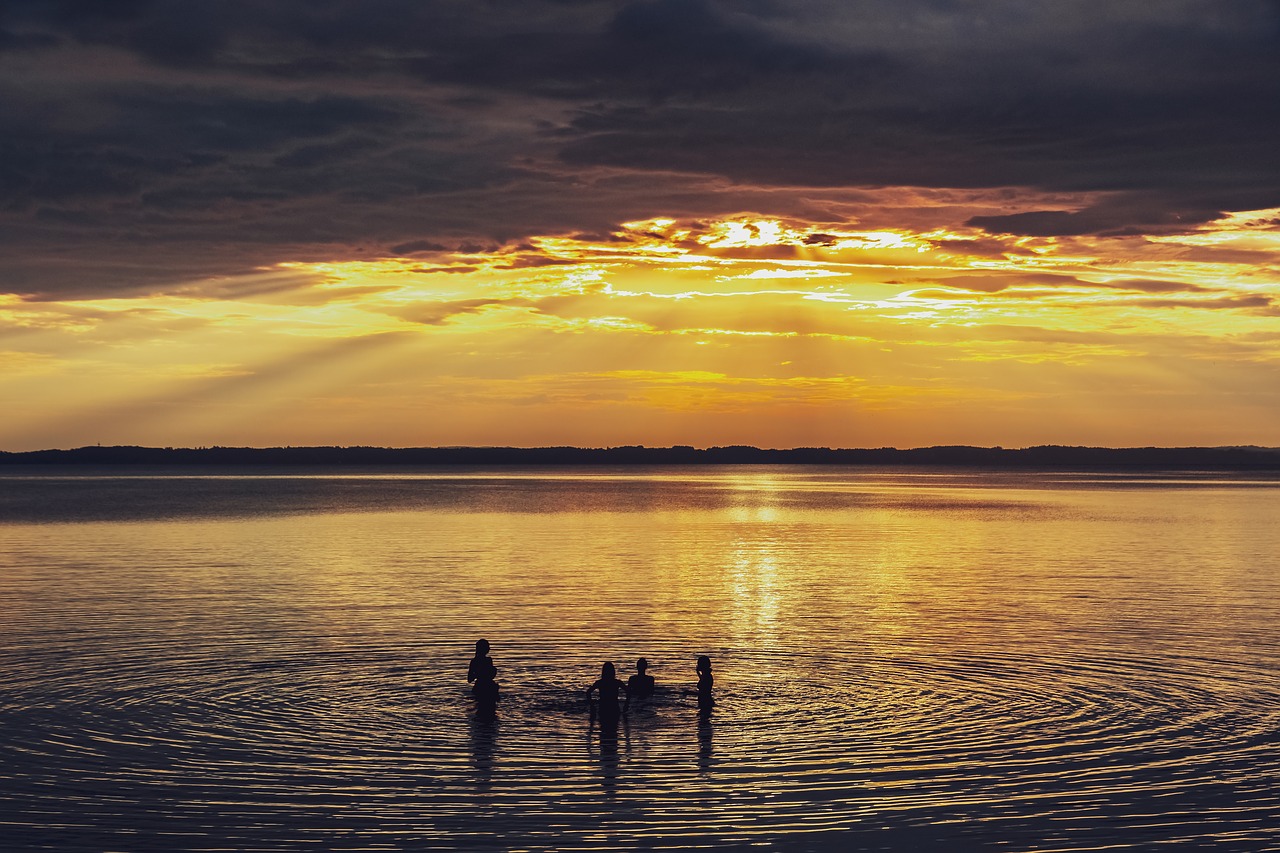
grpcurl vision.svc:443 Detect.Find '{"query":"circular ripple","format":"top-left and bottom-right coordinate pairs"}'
top-left (6, 632), bottom-right (1279, 851)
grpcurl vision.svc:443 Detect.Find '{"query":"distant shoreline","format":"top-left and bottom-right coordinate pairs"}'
top-left (3, 444), bottom-right (1280, 471)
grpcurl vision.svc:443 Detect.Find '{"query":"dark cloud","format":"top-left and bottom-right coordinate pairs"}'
top-left (1, 0), bottom-right (1277, 296)
top-left (1105, 279), bottom-right (1213, 295)
top-left (389, 240), bottom-right (448, 255)
top-left (963, 189), bottom-right (1275, 237)
top-left (1128, 294), bottom-right (1276, 312)
top-left (934, 273), bottom-right (1217, 295)
top-left (406, 265), bottom-right (478, 275)
top-left (0, 28), bottom-right (59, 50)
top-left (1, 88), bottom-right (404, 212)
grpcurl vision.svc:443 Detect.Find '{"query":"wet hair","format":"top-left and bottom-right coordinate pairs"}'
top-left (601, 661), bottom-right (616, 679)
top-left (696, 655), bottom-right (711, 674)
top-left (636, 657), bottom-right (648, 672)
top-left (475, 639), bottom-right (490, 653)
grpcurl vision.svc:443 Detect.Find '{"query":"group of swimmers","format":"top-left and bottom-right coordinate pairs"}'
top-left (467, 639), bottom-right (714, 721)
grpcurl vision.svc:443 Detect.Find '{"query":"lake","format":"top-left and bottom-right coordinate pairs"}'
top-left (1, 467), bottom-right (1278, 850)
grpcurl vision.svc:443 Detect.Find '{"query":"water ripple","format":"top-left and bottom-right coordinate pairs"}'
top-left (2, 469), bottom-right (1279, 849)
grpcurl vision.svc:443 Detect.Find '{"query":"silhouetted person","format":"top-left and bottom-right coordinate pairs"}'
top-left (586, 661), bottom-right (628, 725)
top-left (468, 639), bottom-right (495, 685)
top-left (473, 659), bottom-right (499, 720)
top-left (696, 655), bottom-right (714, 712)
top-left (627, 657), bottom-right (655, 700)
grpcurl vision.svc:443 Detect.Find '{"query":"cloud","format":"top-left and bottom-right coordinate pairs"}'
top-left (1127, 294), bottom-right (1276, 312)
top-left (933, 273), bottom-right (1216, 295)
top-left (389, 240), bottom-right (449, 256)
top-left (963, 192), bottom-right (1255, 238)
top-left (1103, 279), bottom-right (1213, 295)
top-left (935, 273), bottom-right (1082, 293)
top-left (1, 1), bottom-right (1277, 298)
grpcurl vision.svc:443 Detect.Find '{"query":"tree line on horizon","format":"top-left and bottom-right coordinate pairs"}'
top-left (2, 444), bottom-right (1279, 470)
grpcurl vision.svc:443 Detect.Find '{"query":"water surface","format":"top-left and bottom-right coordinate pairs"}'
top-left (2, 467), bottom-right (1278, 850)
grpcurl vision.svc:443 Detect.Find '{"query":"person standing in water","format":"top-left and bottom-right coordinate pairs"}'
top-left (468, 639), bottom-right (499, 719)
top-left (627, 657), bottom-right (655, 700)
top-left (586, 661), bottom-right (629, 724)
top-left (696, 655), bottom-right (714, 712)
top-left (468, 639), bottom-right (495, 686)
top-left (472, 659), bottom-right (499, 720)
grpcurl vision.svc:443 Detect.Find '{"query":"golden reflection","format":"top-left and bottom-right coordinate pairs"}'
top-left (728, 543), bottom-right (781, 641)
top-left (724, 473), bottom-right (787, 643)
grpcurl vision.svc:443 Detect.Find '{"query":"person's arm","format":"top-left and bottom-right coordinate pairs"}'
top-left (586, 680), bottom-right (598, 701)
top-left (467, 659), bottom-right (477, 683)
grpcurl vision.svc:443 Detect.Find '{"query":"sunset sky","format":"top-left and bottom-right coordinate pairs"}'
top-left (2, 1), bottom-right (1278, 450)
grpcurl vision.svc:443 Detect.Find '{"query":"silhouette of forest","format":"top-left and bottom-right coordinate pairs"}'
top-left (2, 444), bottom-right (1279, 470)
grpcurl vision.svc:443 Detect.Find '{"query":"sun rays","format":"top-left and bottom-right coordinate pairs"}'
top-left (2, 206), bottom-right (1277, 449)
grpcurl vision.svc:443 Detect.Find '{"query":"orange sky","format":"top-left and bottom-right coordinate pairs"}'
top-left (4, 195), bottom-right (1277, 451)
top-left (3, 3), bottom-right (1278, 450)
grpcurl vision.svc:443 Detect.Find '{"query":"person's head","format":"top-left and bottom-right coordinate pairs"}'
top-left (636, 657), bottom-right (648, 674)
top-left (697, 655), bottom-right (711, 674)
top-left (475, 639), bottom-right (490, 655)
top-left (601, 661), bottom-right (616, 679)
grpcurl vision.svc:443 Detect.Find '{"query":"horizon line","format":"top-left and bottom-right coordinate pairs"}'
top-left (4, 442), bottom-right (1280, 454)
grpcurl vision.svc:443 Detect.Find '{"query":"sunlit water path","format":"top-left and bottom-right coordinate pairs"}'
top-left (2, 467), bottom-right (1278, 850)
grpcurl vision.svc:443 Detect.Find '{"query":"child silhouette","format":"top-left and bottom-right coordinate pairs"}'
top-left (696, 655), bottom-right (714, 711)
top-left (627, 657), bottom-right (655, 700)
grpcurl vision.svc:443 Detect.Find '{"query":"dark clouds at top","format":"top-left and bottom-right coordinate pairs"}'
top-left (2, 0), bottom-right (1278, 297)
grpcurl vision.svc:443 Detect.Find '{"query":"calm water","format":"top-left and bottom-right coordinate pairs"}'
top-left (1, 467), bottom-right (1278, 851)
